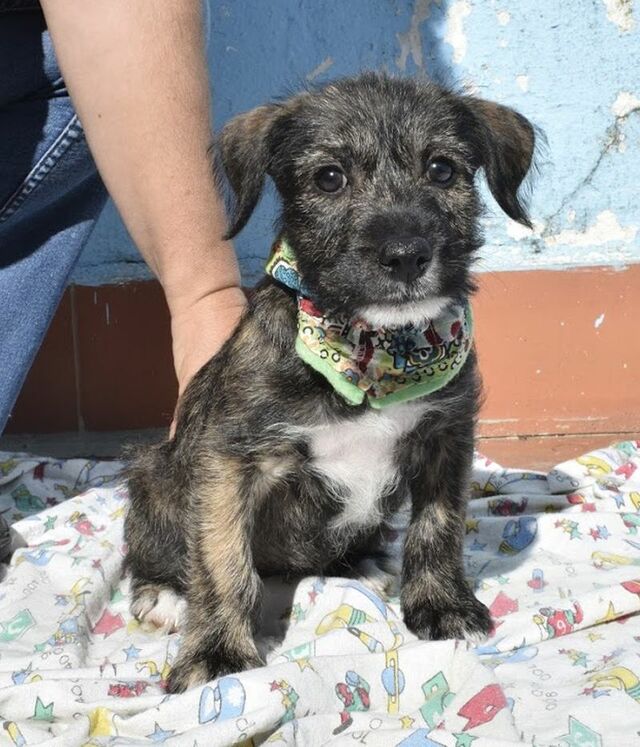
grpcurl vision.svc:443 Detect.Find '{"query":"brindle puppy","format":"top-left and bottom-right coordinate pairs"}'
top-left (124, 73), bottom-right (536, 693)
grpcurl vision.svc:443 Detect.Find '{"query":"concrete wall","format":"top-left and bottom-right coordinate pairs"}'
top-left (72, 0), bottom-right (640, 285)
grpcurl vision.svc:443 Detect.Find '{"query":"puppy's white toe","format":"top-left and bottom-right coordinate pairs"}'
top-left (256, 635), bottom-right (284, 660)
top-left (463, 628), bottom-right (491, 647)
top-left (132, 588), bottom-right (187, 632)
top-left (130, 588), bottom-right (158, 620)
top-left (356, 557), bottom-right (400, 598)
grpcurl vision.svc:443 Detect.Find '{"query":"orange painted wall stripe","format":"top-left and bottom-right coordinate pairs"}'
top-left (475, 264), bottom-right (640, 438)
top-left (7, 266), bottom-right (640, 444)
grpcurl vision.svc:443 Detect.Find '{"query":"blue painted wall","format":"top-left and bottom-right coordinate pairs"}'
top-left (73, 0), bottom-right (640, 285)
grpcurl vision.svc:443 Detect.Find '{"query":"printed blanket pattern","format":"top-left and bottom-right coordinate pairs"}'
top-left (0, 441), bottom-right (639, 745)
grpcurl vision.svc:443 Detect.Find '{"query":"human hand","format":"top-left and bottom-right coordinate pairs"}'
top-left (169, 285), bottom-right (247, 434)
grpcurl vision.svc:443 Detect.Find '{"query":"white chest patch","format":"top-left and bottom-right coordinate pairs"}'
top-left (305, 402), bottom-right (427, 530)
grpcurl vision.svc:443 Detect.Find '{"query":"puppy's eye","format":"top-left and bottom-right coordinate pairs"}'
top-left (314, 166), bottom-right (347, 193)
top-left (425, 158), bottom-right (455, 185)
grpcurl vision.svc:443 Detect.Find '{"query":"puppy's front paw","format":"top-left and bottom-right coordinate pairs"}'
top-left (404, 595), bottom-right (492, 645)
top-left (166, 649), bottom-right (264, 694)
top-left (166, 658), bottom-right (212, 694)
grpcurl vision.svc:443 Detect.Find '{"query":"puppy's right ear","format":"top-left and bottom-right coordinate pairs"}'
top-left (218, 104), bottom-right (283, 238)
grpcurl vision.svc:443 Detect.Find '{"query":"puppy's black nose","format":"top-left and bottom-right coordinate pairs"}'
top-left (378, 237), bottom-right (433, 284)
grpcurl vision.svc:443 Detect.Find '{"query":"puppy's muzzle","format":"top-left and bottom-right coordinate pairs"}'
top-left (378, 236), bottom-right (432, 284)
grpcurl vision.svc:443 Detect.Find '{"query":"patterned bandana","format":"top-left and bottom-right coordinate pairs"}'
top-left (265, 239), bottom-right (473, 409)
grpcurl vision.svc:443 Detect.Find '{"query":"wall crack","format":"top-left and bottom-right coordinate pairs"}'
top-left (533, 97), bottom-right (640, 248)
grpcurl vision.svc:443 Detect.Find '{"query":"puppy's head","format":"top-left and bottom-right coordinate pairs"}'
top-left (219, 73), bottom-right (535, 324)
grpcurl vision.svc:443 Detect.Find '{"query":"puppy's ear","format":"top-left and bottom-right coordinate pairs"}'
top-left (218, 104), bottom-right (283, 238)
top-left (464, 98), bottom-right (535, 227)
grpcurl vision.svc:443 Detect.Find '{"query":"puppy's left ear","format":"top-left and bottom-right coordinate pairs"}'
top-left (218, 104), bottom-right (283, 238)
top-left (464, 98), bottom-right (535, 227)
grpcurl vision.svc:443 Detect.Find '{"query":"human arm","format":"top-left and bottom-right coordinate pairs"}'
top-left (40, 0), bottom-right (247, 397)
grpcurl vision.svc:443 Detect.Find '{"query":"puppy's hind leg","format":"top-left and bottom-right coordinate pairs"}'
top-left (167, 457), bottom-right (263, 693)
top-left (124, 442), bottom-right (189, 631)
top-left (355, 554), bottom-right (402, 599)
top-left (331, 525), bottom-right (402, 599)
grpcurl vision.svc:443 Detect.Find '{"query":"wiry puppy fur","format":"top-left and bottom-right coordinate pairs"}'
top-left (124, 73), bottom-right (536, 693)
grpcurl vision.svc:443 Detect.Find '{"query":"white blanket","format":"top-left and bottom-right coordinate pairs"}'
top-left (0, 440), bottom-right (639, 746)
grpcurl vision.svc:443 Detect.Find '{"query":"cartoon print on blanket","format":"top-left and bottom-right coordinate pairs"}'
top-left (0, 441), bottom-right (639, 745)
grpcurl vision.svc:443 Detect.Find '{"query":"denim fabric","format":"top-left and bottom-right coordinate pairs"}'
top-left (0, 1), bottom-right (42, 11)
top-left (0, 10), bottom-right (108, 433)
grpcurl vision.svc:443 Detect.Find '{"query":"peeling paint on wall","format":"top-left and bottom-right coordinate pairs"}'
top-left (306, 56), bottom-right (334, 81)
top-left (444, 0), bottom-right (472, 64)
top-left (505, 210), bottom-right (638, 255)
top-left (602, 0), bottom-right (635, 33)
top-left (612, 90), bottom-right (640, 116)
top-left (396, 0), bottom-right (434, 72)
top-left (544, 210), bottom-right (638, 248)
top-left (505, 220), bottom-right (540, 242)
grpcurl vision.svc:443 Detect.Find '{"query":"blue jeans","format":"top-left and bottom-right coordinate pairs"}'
top-left (0, 6), bottom-right (108, 433)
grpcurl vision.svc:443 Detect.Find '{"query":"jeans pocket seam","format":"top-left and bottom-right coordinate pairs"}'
top-left (0, 113), bottom-right (84, 224)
